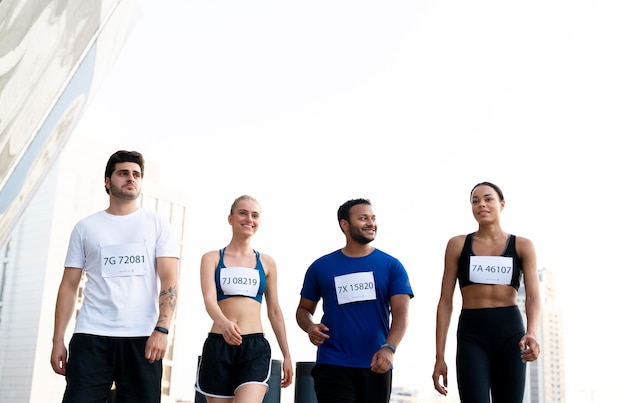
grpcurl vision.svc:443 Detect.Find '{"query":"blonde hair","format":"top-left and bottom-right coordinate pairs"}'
top-left (229, 195), bottom-right (260, 215)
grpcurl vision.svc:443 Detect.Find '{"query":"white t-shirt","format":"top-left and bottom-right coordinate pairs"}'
top-left (64, 208), bottom-right (180, 337)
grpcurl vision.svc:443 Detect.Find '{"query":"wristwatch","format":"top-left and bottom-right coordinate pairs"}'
top-left (154, 326), bottom-right (169, 335)
top-left (381, 343), bottom-right (396, 353)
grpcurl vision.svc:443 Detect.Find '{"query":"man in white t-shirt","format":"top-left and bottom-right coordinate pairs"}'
top-left (50, 150), bottom-right (180, 402)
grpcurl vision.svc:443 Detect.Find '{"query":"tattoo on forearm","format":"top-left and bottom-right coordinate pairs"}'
top-left (159, 286), bottom-right (178, 311)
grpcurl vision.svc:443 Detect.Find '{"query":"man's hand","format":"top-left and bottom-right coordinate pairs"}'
top-left (306, 323), bottom-right (330, 346)
top-left (145, 331), bottom-right (168, 363)
top-left (50, 342), bottom-right (68, 375)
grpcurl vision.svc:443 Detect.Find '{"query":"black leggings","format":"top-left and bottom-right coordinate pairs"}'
top-left (456, 306), bottom-right (526, 403)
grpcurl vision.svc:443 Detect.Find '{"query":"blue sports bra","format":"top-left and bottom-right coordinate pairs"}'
top-left (215, 248), bottom-right (266, 303)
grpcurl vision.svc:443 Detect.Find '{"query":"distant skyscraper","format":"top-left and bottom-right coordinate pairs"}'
top-left (517, 267), bottom-right (567, 403)
top-left (0, 136), bottom-right (188, 402)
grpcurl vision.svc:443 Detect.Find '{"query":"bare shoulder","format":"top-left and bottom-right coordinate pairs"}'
top-left (259, 252), bottom-right (277, 269)
top-left (515, 235), bottom-right (536, 252)
top-left (514, 235), bottom-right (538, 269)
top-left (200, 250), bottom-right (221, 266)
top-left (441, 234), bottom-right (465, 282)
top-left (446, 234), bottom-right (467, 253)
top-left (202, 249), bottom-right (221, 259)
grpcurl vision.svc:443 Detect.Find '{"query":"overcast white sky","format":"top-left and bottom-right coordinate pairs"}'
top-left (69, 0), bottom-right (626, 401)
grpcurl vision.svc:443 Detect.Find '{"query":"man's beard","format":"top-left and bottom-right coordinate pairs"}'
top-left (349, 225), bottom-right (375, 245)
top-left (109, 184), bottom-right (139, 201)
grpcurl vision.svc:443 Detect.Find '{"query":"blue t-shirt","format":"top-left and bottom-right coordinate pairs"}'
top-left (300, 248), bottom-right (413, 368)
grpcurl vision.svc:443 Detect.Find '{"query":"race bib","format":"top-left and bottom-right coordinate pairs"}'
top-left (469, 256), bottom-right (513, 285)
top-left (101, 243), bottom-right (148, 277)
top-left (220, 267), bottom-right (260, 298)
top-left (334, 271), bottom-right (376, 305)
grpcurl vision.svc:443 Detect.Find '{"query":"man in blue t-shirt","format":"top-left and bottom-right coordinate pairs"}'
top-left (296, 198), bottom-right (414, 403)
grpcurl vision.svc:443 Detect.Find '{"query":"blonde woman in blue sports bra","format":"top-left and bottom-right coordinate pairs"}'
top-left (432, 182), bottom-right (541, 402)
top-left (195, 195), bottom-right (293, 402)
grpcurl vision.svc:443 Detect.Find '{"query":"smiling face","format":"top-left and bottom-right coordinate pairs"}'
top-left (343, 203), bottom-right (377, 245)
top-left (228, 198), bottom-right (261, 237)
top-left (105, 162), bottom-right (142, 201)
top-left (471, 184), bottom-right (505, 224)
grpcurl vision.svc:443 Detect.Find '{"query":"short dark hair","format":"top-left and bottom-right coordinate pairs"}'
top-left (104, 150), bottom-right (144, 194)
top-left (471, 181), bottom-right (504, 201)
top-left (337, 198), bottom-right (371, 227)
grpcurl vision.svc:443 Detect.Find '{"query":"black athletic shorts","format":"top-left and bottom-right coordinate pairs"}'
top-left (63, 333), bottom-right (162, 403)
top-left (195, 333), bottom-right (271, 398)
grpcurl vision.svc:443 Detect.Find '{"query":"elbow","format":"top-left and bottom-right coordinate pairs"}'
top-left (295, 308), bottom-right (311, 330)
top-left (437, 300), bottom-right (453, 314)
top-left (266, 308), bottom-right (282, 322)
top-left (525, 294), bottom-right (541, 307)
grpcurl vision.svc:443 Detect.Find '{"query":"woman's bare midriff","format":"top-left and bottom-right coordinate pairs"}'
top-left (211, 296), bottom-right (264, 334)
top-left (460, 284), bottom-right (518, 309)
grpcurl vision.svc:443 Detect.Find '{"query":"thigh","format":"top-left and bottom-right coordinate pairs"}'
top-left (456, 332), bottom-right (491, 403)
top-left (311, 364), bottom-right (357, 403)
top-left (196, 334), bottom-right (238, 398)
top-left (234, 383), bottom-right (268, 403)
top-left (114, 337), bottom-right (162, 403)
top-left (234, 334), bottom-right (272, 389)
top-left (63, 334), bottom-right (114, 403)
top-left (491, 334), bottom-right (526, 403)
top-left (360, 368), bottom-right (392, 403)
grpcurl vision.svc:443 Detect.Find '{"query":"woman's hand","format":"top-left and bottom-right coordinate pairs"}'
top-left (519, 334), bottom-right (540, 362)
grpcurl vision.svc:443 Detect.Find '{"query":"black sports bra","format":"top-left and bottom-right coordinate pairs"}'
top-left (457, 233), bottom-right (522, 290)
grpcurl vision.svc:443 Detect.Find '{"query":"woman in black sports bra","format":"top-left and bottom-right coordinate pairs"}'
top-left (432, 182), bottom-right (541, 402)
